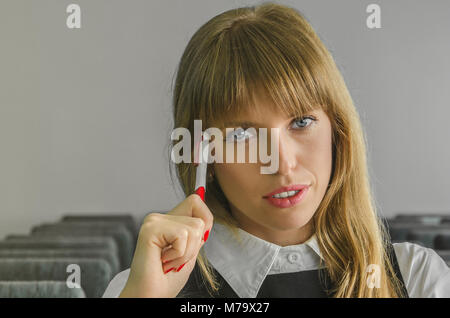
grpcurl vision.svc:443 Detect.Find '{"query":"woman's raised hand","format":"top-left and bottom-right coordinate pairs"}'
top-left (118, 194), bottom-right (214, 298)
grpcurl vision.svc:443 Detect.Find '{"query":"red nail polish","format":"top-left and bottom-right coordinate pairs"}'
top-left (164, 267), bottom-right (175, 274)
top-left (203, 230), bottom-right (210, 242)
top-left (195, 187), bottom-right (205, 201)
top-left (176, 263), bottom-right (186, 272)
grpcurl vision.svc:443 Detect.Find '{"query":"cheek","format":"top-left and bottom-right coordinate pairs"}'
top-left (311, 129), bottom-right (333, 185)
top-left (213, 140), bottom-right (254, 164)
top-left (315, 137), bottom-right (332, 167)
top-left (214, 163), bottom-right (260, 196)
top-left (299, 127), bottom-right (333, 185)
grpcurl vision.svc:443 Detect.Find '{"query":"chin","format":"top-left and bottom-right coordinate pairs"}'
top-left (266, 213), bottom-right (314, 232)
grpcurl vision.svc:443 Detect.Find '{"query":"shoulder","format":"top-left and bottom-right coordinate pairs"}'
top-left (393, 241), bottom-right (450, 297)
top-left (102, 268), bottom-right (130, 298)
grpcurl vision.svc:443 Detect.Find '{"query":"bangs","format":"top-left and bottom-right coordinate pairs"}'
top-left (197, 14), bottom-right (329, 129)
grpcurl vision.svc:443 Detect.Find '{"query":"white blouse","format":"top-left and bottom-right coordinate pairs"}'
top-left (102, 222), bottom-right (450, 298)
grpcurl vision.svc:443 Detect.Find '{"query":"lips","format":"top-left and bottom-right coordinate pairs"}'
top-left (263, 184), bottom-right (310, 209)
top-left (263, 184), bottom-right (310, 198)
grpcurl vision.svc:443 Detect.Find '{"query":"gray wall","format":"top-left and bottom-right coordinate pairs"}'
top-left (1, 0), bottom-right (449, 240)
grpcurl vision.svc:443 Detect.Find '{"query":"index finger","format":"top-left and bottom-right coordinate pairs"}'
top-left (169, 193), bottom-right (214, 235)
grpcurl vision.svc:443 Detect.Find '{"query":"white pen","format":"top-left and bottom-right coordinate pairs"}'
top-left (194, 132), bottom-right (210, 202)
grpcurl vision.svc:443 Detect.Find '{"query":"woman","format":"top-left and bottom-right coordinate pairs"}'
top-left (103, 2), bottom-right (450, 298)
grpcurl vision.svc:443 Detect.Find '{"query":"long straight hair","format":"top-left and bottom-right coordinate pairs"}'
top-left (168, 2), bottom-right (407, 297)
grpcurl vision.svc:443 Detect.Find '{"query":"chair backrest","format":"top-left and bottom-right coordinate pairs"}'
top-left (393, 214), bottom-right (445, 225)
top-left (0, 258), bottom-right (112, 298)
top-left (386, 221), bottom-right (450, 241)
top-left (61, 214), bottom-right (138, 242)
top-left (434, 233), bottom-right (450, 250)
top-left (0, 248), bottom-right (120, 275)
top-left (406, 229), bottom-right (450, 249)
top-left (0, 281), bottom-right (86, 298)
top-left (30, 222), bottom-right (133, 269)
top-left (0, 236), bottom-right (120, 268)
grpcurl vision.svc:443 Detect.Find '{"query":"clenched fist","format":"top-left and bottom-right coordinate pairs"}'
top-left (118, 194), bottom-right (214, 298)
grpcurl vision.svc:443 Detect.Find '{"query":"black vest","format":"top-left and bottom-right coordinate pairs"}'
top-left (177, 242), bottom-right (409, 298)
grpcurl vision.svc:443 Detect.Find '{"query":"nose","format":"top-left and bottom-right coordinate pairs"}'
top-left (276, 133), bottom-right (297, 176)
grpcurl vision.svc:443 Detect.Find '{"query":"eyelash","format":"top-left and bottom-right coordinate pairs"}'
top-left (290, 116), bottom-right (317, 130)
top-left (225, 115), bottom-right (317, 142)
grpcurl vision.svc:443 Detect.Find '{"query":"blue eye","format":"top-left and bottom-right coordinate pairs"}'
top-left (225, 127), bottom-right (255, 143)
top-left (291, 116), bottom-right (316, 129)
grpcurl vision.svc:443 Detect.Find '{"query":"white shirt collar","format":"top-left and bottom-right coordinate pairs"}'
top-left (203, 221), bottom-right (324, 298)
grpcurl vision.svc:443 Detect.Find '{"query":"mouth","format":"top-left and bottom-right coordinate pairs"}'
top-left (263, 184), bottom-right (310, 208)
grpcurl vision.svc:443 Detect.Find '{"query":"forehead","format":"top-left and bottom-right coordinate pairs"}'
top-left (224, 104), bottom-right (282, 127)
top-left (212, 90), bottom-right (276, 126)
top-left (208, 83), bottom-right (325, 129)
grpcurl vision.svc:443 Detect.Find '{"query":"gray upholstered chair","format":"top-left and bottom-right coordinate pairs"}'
top-left (29, 222), bottom-right (133, 270)
top-left (61, 214), bottom-right (138, 243)
top-left (406, 229), bottom-right (450, 249)
top-left (393, 214), bottom-right (444, 225)
top-left (386, 221), bottom-right (450, 242)
top-left (0, 258), bottom-right (112, 298)
top-left (0, 281), bottom-right (87, 298)
top-left (0, 236), bottom-right (120, 269)
top-left (0, 248), bottom-right (120, 275)
top-left (434, 233), bottom-right (450, 250)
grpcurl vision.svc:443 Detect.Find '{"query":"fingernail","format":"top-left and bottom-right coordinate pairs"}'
top-left (164, 267), bottom-right (175, 274)
top-left (203, 230), bottom-right (210, 242)
top-left (176, 263), bottom-right (186, 272)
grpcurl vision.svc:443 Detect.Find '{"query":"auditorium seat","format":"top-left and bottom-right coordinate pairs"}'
top-left (0, 281), bottom-right (86, 298)
top-left (385, 220), bottom-right (450, 245)
top-left (0, 236), bottom-right (120, 267)
top-left (61, 214), bottom-right (138, 244)
top-left (30, 221), bottom-right (133, 270)
top-left (434, 233), bottom-right (450, 250)
top-left (0, 258), bottom-right (112, 298)
top-left (393, 214), bottom-right (445, 225)
top-left (0, 213), bottom-right (140, 297)
top-left (406, 229), bottom-right (450, 249)
top-left (0, 248), bottom-right (120, 275)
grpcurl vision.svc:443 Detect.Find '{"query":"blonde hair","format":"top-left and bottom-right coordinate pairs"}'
top-left (168, 2), bottom-right (407, 297)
